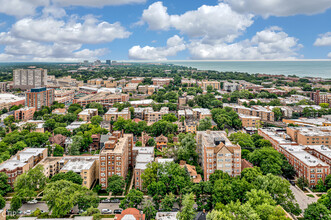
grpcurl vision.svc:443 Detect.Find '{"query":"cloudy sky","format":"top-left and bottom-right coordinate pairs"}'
top-left (0, 0), bottom-right (331, 61)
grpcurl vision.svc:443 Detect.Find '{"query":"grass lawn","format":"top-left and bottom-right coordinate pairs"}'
top-left (306, 194), bottom-right (314, 198)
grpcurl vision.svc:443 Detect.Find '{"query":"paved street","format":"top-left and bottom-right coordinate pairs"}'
top-left (5, 201), bottom-right (120, 215)
top-left (290, 185), bottom-right (317, 211)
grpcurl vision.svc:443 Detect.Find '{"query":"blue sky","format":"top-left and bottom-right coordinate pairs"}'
top-left (0, 0), bottom-right (331, 61)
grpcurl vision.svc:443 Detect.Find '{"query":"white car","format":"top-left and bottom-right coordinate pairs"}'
top-left (24, 210), bottom-right (31, 215)
top-left (101, 209), bottom-right (112, 214)
top-left (27, 200), bottom-right (37, 204)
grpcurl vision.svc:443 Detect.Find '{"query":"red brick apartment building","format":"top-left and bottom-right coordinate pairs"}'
top-left (25, 87), bottom-right (54, 110)
top-left (0, 148), bottom-right (48, 186)
top-left (99, 131), bottom-right (133, 189)
top-left (258, 128), bottom-right (330, 186)
top-left (14, 107), bottom-right (36, 121)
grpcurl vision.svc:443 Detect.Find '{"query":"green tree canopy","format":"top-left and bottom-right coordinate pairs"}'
top-left (51, 171), bottom-right (83, 185)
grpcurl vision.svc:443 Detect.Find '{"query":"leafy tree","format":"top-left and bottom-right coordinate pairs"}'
top-left (241, 167), bottom-right (263, 183)
top-left (120, 189), bottom-right (144, 209)
top-left (107, 175), bottom-right (125, 195)
top-left (86, 102), bottom-right (106, 115)
top-left (53, 144), bottom-right (64, 156)
top-left (51, 171), bottom-right (83, 185)
top-left (68, 135), bottom-right (83, 155)
top-left (77, 190), bottom-right (99, 211)
top-left (143, 200), bottom-right (157, 220)
top-left (177, 193), bottom-right (195, 220)
top-left (22, 123), bottom-right (37, 132)
top-left (245, 189), bottom-right (276, 208)
top-left (0, 195), bottom-right (5, 209)
top-left (249, 147), bottom-right (283, 175)
top-left (316, 178), bottom-right (327, 192)
top-left (325, 175), bottom-right (331, 190)
top-left (304, 203), bottom-right (331, 220)
top-left (149, 120), bottom-right (178, 136)
top-left (0, 172), bottom-right (12, 196)
top-left (253, 174), bottom-right (300, 215)
top-left (68, 104), bottom-right (82, 114)
top-left (146, 138), bottom-right (156, 147)
top-left (44, 119), bottom-right (57, 131)
top-left (197, 117), bottom-right (212, 131)
top-left (297, 177), bottom-right (309, 190)
top-left (43, 180), bottom-right (98, 217)
top-left (176, 133), bottom-right (198, 166)
top-left (318, 189), bottom-right (331, 209)
top-left (272, 108), bottom-right (283, 121)
top-left (10, 194), bottom-right (22, 211)
top-left (14, 165), bottom-right (47, 201)
top-left (162, 113), bottom-right (178, 122)
top-left (54, 127), bottom-right (71, 136)
top-left (160, 193), bottom-right (176, 211)
top-left (91, 115), bottom-right (103, 125)
top-left (81, 207), bottom-right (101, 220)
top-left (135, 141), bottom-right (142, 147)
top-left (4, 115), bottom-right (15, 126)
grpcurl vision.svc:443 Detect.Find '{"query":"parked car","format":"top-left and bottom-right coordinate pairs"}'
top-left (24, 210), bottom-right (31, 215)
top-left (101, 209), bottom-right (112, 214)
top-left (100, 199), bottom-right (111, 203)
top-left (110, 199), bottom-right (120, 203)
top-left (113, 209), bottom-right (122, 214)
top-left (27, 199), bottom-right (37, 204)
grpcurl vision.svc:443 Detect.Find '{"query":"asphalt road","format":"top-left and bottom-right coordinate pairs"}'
top-left (290, 185), bottom-right (317, 211)
top-left (5, 202), bottom-right (120, 215)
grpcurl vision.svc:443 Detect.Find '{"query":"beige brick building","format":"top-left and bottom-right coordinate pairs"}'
top-left (199, 80), bottom-right (220, 90)
top-left (239, 114), bottom-right (260, 128)
top-left (196, 131), bottom-right (241, 181)
top-left (78, 109), bottom-right (98, 122)
top-left (286, 127), bottom-right (331, 147)
top-left (73, 92), bottom-right (129, 107)
top-left (99, 131), bottom-right (133, 189)
top-left (104, 108), bottom-right (130, 122)
top-left (39, 155), bottom-right (100, 189)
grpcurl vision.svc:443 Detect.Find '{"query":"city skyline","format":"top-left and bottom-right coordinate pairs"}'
top-left (0, 0), bottom-right (330, 61)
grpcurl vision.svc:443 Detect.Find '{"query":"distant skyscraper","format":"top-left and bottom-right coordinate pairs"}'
top-left (83, 60), bottom-right (89, 66)
top-left (94, 60), bottom-right (101, 66)
top-left (106, 60), bottom-right (111, 65)
top-left (13, 68), bottom-right (47, 90)
top-left (26, 87), bottom-right (54, 110)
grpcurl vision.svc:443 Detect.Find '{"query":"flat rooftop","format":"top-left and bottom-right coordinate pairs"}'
top-left (61, 158), bottom-right (95, 172)
top-left (0, 93), bottom-right (25, 104)
top-left (101, 134), bottom-right (131, 154)
top-left (197, 130), bottom-right (233, 147)
top-left (289, 126), bottom-right (331, 137)
top-left (75, 92), bottom-right (123, 101)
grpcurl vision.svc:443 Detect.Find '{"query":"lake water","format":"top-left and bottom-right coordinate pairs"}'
top-left (165, 61), bottom-right (331, 79)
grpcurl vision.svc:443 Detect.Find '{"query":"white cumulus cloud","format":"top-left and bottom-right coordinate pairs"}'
top-left (0, 0), bottom-right (146, 17)
top-left (53, 0), bottom-right (146, 7)
top-left (10, 15), bottom-right (131, 44)
top-left (0, 14), bottom-right (129, 61)
top-left (314, 32), bottom-right (331, 58)
top-left (225, 0), bottom-right (331, 17)
top-left (188, 27), bottom-right (302, 60)
top-left (142, 2), bottom-right (254, 43)
top-left (314, 32), bottom-right (331, 46)
top-left (0, 0), bottom-right (49, 18)
top-left (128, 35), bottom-right (186, 60)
